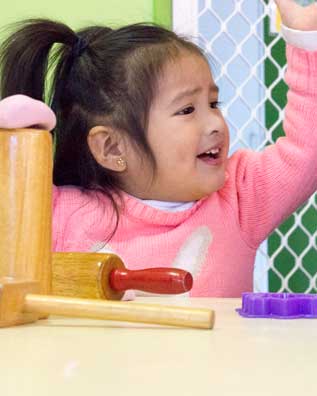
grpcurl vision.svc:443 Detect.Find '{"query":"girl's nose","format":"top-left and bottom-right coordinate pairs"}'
top-left (204, 110), bottom-right (224, 134)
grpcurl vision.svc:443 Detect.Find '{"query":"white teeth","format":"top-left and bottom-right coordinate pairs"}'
top-left (205, 148), bottom-right (220, 155)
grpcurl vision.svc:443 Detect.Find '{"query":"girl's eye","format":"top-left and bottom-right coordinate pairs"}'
top-left (210, 101), bottom-right (221, 109)
top-left (176, 106), bottom-right (195, 116)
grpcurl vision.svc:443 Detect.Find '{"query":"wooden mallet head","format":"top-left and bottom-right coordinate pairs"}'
top-left (0, 95), bottom-right (55, 326)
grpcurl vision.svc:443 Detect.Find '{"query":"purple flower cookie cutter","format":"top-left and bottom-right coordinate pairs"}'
top-left (236, 292), bottom-right (317, 319)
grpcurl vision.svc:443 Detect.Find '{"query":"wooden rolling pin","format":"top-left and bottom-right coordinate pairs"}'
top-left (52, 252), bottom-right (193, 300)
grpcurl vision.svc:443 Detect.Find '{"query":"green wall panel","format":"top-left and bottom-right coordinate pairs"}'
top-left (0, 0), bottom-right (153, 28)
top-left (0, 0), bottom-right (173, 29)
top-left (153, 0), bottom-right (172, 27)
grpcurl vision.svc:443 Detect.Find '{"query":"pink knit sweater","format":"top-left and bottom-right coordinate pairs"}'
top-left (53, 45), bottom-right (317, 297)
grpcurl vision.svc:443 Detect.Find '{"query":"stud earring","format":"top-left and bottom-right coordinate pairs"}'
top-left (116, 157), bottom-right (126, 169)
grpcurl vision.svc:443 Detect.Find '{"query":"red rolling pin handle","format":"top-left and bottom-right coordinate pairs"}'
top-left (110, 268), bottom-right (193, 294)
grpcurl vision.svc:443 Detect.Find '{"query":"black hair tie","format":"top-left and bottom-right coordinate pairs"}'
top-left (71, 36), bottom-right (88, 58)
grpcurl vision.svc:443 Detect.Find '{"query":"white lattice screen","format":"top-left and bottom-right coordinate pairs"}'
top-left (173, 0), bottom-right (317, 293)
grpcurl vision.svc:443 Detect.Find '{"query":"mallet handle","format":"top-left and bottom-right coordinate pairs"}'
top-left (23, 294), bottom-right (214, 329)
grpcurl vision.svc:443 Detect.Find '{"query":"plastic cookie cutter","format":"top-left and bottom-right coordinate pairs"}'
top-left (236, 292), bottom-right (317, 319)
top-left (294, 0), bottom-right (316, 6)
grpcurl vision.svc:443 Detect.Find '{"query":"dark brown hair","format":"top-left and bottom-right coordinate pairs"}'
top-left (0, 18), bottom-right (205, 239)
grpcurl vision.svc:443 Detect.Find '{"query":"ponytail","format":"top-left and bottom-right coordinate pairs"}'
top-left (0, 19), bottom-right (77, 101)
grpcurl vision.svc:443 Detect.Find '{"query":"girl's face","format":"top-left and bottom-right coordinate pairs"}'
top-left (122, 52), bottom-right (230, 202)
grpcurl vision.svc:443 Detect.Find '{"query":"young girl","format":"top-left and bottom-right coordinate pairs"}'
top-left (0, 0), bottom-right (316, 297)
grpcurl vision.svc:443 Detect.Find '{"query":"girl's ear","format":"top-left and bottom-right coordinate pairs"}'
top-left (87, 125), bottom-right (127, 172)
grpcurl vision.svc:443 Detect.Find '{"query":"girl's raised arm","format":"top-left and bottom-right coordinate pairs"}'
top-left (232, 0), bottom-right (317, 247)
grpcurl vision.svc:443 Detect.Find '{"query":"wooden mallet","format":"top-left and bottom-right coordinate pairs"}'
top-left (0, 95), bottom-right (215, 329)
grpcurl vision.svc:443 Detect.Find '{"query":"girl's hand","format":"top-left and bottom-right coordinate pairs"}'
top-left (274, 0), bottom-right (317, 31)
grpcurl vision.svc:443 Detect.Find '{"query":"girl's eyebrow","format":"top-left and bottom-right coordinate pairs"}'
top-left (169, 84), bottom-right (219, 106)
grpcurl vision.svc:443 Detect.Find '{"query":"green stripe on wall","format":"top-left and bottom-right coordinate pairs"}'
top-left (153, 0), bottom-right (172, 28)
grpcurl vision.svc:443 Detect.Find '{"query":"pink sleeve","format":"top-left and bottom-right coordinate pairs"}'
top-left (232, 45), bottom-right (317, 247)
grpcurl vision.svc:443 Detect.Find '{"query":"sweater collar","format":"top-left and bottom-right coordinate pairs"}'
top-left (120, 192), bottom-right (207, 226)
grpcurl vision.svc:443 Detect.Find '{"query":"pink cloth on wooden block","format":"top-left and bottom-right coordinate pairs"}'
top-left (0, 94), bottom-right (56, 131)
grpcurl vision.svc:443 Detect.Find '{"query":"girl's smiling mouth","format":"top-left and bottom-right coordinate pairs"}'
top-left (197, 146), bottom-right (223, 165)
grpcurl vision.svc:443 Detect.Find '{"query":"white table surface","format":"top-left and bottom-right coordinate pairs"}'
top-left (1, 297), bottom-right (317, 396)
